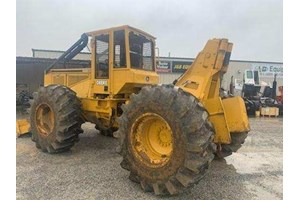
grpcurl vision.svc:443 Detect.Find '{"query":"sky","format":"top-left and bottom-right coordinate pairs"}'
top-left (16, 0), bottom-right (283, 62)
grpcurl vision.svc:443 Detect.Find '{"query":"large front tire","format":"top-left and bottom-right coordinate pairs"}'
top-left (115, 85), bottom-right (216, 195)
top-left (30, 85), bottom-right (84, 153)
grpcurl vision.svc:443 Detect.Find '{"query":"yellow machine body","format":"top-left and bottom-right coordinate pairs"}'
top-left (43, 25), bottom-right (249, 145)
top-left (175, 39), bottom-right (250, 144)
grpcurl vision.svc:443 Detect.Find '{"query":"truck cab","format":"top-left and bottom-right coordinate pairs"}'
top-left (244, 69), bottom-right (260, 86)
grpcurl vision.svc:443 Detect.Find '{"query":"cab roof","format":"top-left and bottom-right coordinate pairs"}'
top-left (86, 25), bottom-right (156, 40)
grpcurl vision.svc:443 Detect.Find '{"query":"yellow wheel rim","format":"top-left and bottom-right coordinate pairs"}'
top-left (131, 113), bottom-right (173, 167)
top-left (35, 103), bottom-right (54, 136)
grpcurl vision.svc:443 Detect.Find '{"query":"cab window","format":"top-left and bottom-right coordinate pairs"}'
top-left (114, 30), bottom-right (126, 68)
top-left (254, 71), bottom-right (260, 85)
top-left (96, 34), bottom-right (109, 78)
top-left (129, 31), bottom-right (154, 71)
top-left (246, 71), bottom-right (253, 79)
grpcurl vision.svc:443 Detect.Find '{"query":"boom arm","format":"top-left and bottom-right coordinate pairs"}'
top-left (175, 39), bottom-right (250, 144)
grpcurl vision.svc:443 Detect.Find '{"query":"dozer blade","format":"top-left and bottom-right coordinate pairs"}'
top-left (16, 119), bottom-right (30, 137)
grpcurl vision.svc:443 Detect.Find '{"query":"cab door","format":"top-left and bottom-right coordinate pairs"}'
top-left (112, 30), bottom-right (130, 94)
top-left (94, 33), bottom-right (111, 94)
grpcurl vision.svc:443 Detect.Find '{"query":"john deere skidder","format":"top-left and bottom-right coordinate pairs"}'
top-left (30, 25), bottom-right (250, 195)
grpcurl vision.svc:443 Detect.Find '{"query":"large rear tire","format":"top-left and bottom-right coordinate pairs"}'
top-left (30, 85), bottom-right (84, 153)
top-left (216, 132), bottom-right (248, 158)
top-left (115, 85), bottom-right (216, 195)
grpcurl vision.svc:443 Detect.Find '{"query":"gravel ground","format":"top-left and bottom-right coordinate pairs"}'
top-left (16, 117), bottom-right (283, 200)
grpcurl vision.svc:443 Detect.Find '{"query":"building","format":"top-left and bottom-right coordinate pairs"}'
top-left (16, 49), bottom-right (283, 95)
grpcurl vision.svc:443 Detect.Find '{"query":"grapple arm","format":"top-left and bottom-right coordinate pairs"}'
top-left (175, 39), bottom-right (250, 144)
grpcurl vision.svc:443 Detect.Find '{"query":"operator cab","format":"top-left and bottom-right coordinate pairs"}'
top-left (93, 28), bottom-right (155, 78)
top-left (87, 25), bottom-right (159, 94)
top-left (89, 26), bottom-right (155, 70)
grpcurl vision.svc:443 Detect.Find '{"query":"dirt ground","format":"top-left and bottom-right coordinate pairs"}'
top-left (16, 117), bottom-right (283, 200)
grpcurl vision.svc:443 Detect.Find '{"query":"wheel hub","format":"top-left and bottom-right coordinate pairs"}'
top-left (157, 127), bottom-right (172, 147)
top-left (131, 113), bottom-right (173, 167)
top-left (35, 103), bottom-right (54, 136)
